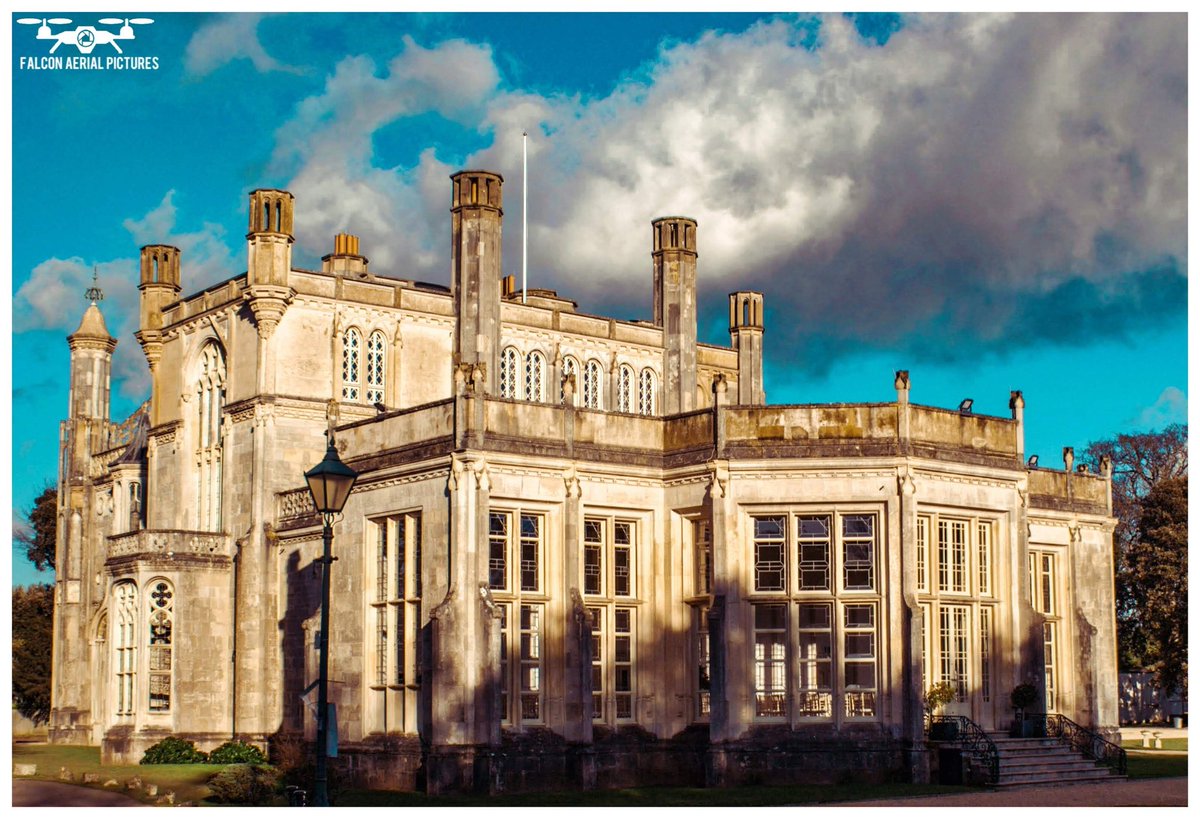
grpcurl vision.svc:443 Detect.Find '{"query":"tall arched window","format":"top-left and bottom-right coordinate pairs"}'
top-left (584, 360), bottom-right (602, 410)
top-left (617, 365), bottom-right (634, 412)
top-left (501, 346), bottom-right (520, 399)
top-left (147, 580), bottom-right (174, 712)
top-left (561, 356), bottom-right (579, 405)
top-left (114, 582), bottom-right (137, 718)
top-left (366, 331), bottom-right (386, 405)
top-left (525, 351), bottom-right (546, 403)
top-left (638, 369), bottom-right (657, 416)
top-left (196, 343), bottom-right (225, 532)
top-left (342, 328), bottom-right (362, 401)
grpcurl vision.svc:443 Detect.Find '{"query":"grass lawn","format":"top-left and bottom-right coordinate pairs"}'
top-left (1121, 737), bottom-right (1188, 752)
top-left (1123, 749), bottom-right (1189, 780)
top-left (12, 743), bottom-right (222, 805)
top-left (338, 781), bottom-right (977, 807)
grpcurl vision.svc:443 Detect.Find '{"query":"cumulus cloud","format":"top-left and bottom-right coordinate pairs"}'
top-left (14, 193), bottom-right (241, 399)
top-left (1131, 386), bottom-right (1188, 431)
top-left (268, 36), bottom-right (500, 274)
top-left (270, 13), bottom-right (1185, 371)
top-left (185, 13), bottom-right (302, 77)
top-left (122, 190), bottom-right (239, 291)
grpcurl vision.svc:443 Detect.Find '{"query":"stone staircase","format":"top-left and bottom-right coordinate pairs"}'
top-left (987, 733), bottom-right (1126, 788)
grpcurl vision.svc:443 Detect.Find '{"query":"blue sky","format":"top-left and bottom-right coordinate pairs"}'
top-left (8, 10), bottom-right (1188, 586)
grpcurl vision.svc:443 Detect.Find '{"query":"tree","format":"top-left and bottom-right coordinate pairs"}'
top-left (1082, 424), bottom-right (1187, 673)
top-left (12, 584), bottom-right (54, 724)
top-left (15, 484), bottom-right (57, 573)
top-left (1128, 476), bottom-right (1187, 695)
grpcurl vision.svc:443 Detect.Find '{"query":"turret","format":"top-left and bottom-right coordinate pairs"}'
top-left (729, 291), bottom-right (764, 405)
top-left (652, 216), bottom-right (698, 414)
top-left (68, 276), bottom-right (117, 421)
top-left (135, 245), bottom-right (180, 374)
top-left (450, 170), bottom-right (503, 394)
top-left (245, 188), bottom-right (295, 338)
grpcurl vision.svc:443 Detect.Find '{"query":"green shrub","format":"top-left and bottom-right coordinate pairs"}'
top-left (1010, 683), bottom-right (1038, 711)
top-left (140, 736), bottom-right (209, 764)
top-left (924, 682), bottom-right (957, 715)
top-left (206, 764), bottom-right (280, 804)
top-left (209, 740), bottom-right (267, 765)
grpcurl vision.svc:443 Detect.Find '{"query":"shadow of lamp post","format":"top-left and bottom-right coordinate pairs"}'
top-left (304, 437), bottom-right (358, 807)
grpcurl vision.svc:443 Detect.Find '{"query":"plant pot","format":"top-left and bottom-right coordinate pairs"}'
top-left (1021, 718), bottom-right (1045, 738)
top-left (930, 722), bottom-right (959, 742)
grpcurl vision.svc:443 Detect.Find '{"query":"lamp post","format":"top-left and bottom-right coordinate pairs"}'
top-left (304, 438), bottom-right (358, 807)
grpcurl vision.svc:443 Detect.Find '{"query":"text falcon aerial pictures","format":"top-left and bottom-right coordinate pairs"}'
top-left (15, 15), bottom-right (159, 71)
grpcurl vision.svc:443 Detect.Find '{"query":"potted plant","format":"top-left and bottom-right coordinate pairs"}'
top-left (1009, 683), bottom-right (1040, 737)
top-left (925, 681), bottom-right (958, 741)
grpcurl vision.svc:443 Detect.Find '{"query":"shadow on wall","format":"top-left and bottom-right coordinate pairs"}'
top-left (1119, 672), bottom-right (1187, 725)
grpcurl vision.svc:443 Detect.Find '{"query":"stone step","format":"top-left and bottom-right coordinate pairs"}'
top-left (996, 771), bottom-right (1125, 788)
top-left (998, 761), bottom-right (1111, 777)
top-left (963, 729), bottom-right (1126, 789)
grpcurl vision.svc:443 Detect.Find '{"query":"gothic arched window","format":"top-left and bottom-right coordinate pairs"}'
top-left (584, 360), bottom-right (603, 410)
top-left (342, 328), bottom-right (362, 401)
top-left (114, 582), bottom-right (138, 718)
top-left (638, 369), bottom-right (657, 416)
top-left (561, 356), bottom-right (579, 405)
top-left (525, 351), bottom-right (546, 403)
top-left (196, 342), bottom-right (225, 532)
top-left (147, 581), bottom-right (174, 712)
top-left (366, 331), bottom-right (386, 405)
top-left (617, 365), bottom-right (634, 413)
top-left (501, 346), bottom-right (520, 399)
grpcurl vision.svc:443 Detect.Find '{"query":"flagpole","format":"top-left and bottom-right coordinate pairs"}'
top-left (522, 130), bottom-right (528, 304)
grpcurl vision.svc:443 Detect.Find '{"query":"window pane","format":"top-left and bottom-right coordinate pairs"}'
top-left (754, 515), bottom-right (786, 592)
top-left (488, 512), bottom-right (508, 590)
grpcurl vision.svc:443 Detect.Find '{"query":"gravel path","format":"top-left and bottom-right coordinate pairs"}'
top-left (828, 776), bottom-right (1188, 807)
top-left (12, 780), bottom-right (148, 807)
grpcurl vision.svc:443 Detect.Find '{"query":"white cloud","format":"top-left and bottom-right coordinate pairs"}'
top-left (269, 37), bottom-right (499, 273)
top-left (185, 13), bottom-right (302, 77)
top-left (267, 14), bottom-right (1185, 363)
top-left (1131, 387), bottom-right (1187, 431)
top-left (14, 192), bottom-right (241, 401)
top-left (123, 190), bottom-right (240, 292)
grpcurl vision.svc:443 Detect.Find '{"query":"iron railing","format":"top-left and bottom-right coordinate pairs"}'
top-left (925, 714), bottom-right (1000, 785)
top-left (1032, 713), bottom-right (1128, 776)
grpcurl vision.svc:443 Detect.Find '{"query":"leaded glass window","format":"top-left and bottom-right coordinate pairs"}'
top-left (561, 356), bottom-right (579, 405)
top-left (638, 369), bottom-right (656, 415)
top-left (797, 515), bottom-right (831, 591)
top-left (114, 582), bottom-right (137, 718)
top-left (196, 342), bottom-right (225, 532)
top-left (341, 328), bottom-right (361, 401)
top-left (148, 581), bottom-right (173, 712)
top-left (842, 515), bottom-right (875, 591)
top-left (525, 351), bottom-right (545, 402)
top-left (617, 365), bottom-right (633, 412)
top-left (366, 331), bottom-right (386, 405)
top-left (583, 359), bottom-right (602, 409)
top-left (501, 347), bottom-right (520, 398)
top-left (753, 516), bottom-right (786, 592)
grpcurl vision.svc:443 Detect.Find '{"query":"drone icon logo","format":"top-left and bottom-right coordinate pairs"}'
top-left (17, 16), bottom-right (154, 55)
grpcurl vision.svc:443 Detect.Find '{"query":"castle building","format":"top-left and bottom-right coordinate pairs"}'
top-left (49, 169), bottom-right (1119, 792)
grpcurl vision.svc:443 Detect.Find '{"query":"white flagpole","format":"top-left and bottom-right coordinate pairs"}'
top-left (522, 130), bottom-right (528, 304)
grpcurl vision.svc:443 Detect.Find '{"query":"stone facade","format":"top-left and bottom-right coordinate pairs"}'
top-left (49, 168), bottom-right (1119, 792)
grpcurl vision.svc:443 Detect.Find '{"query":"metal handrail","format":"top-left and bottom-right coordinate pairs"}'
top-left (925, 714), bottom-right (1000, 784)
top-left (1030, 713), bottom-right (1128, 776)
